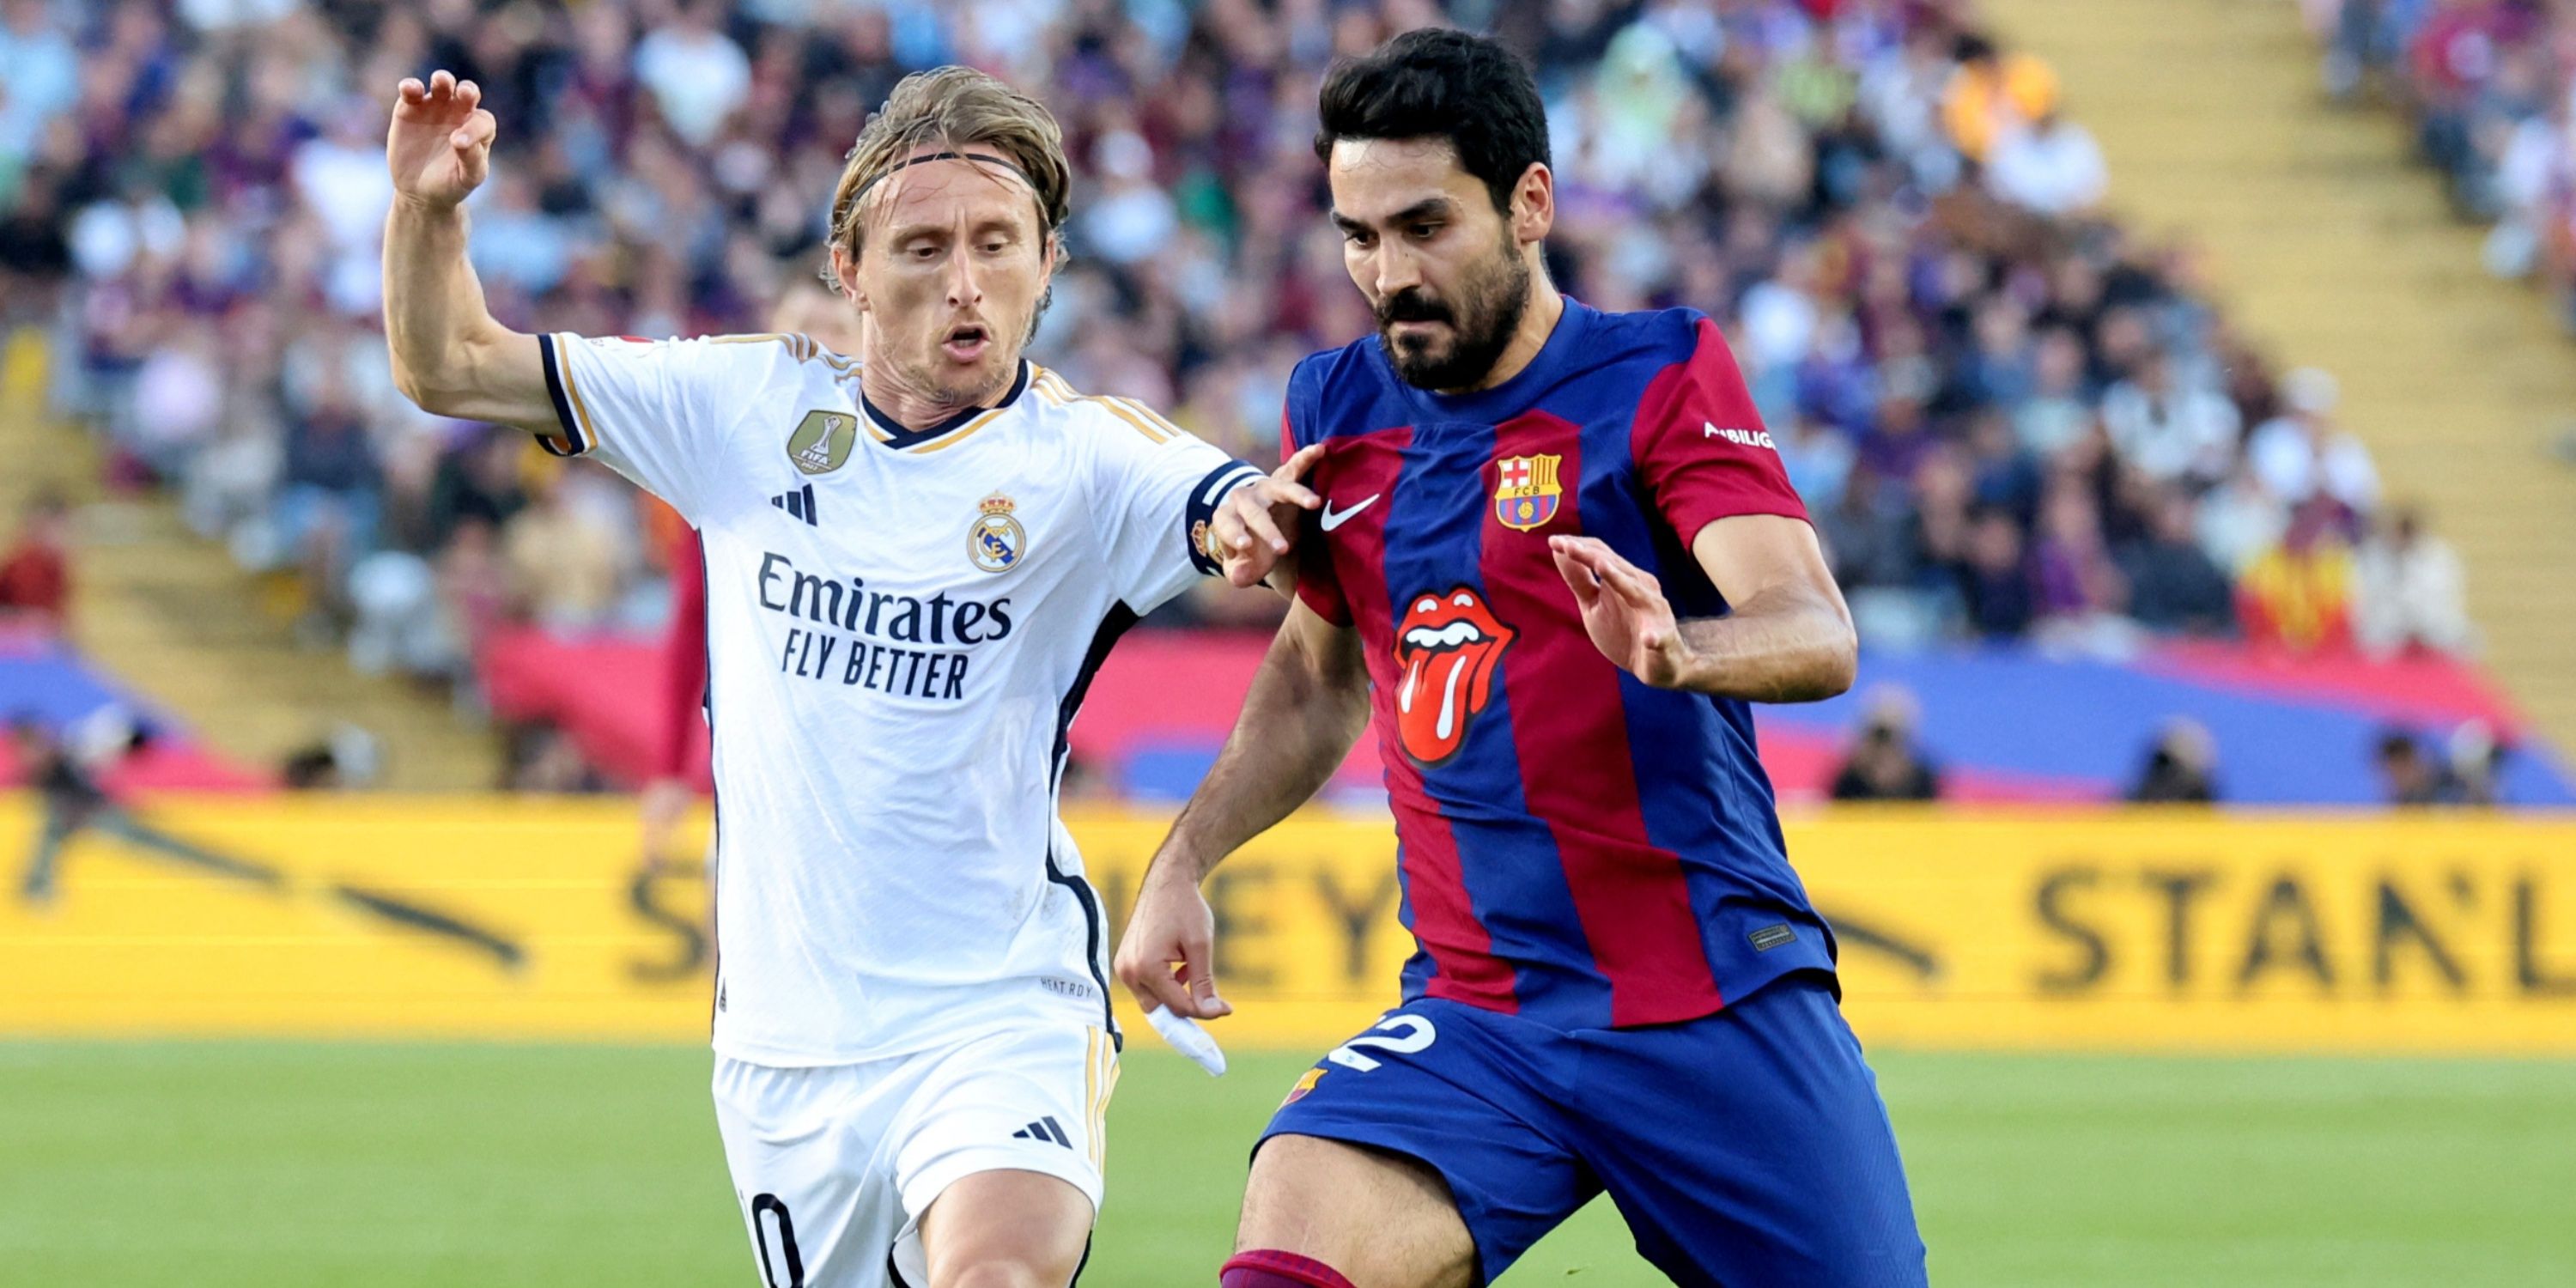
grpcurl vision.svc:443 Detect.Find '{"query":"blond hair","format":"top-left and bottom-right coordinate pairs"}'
top-left (825, 67), bottom-right (1073, 264)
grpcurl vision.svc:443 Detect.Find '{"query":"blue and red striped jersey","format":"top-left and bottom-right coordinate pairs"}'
top-left (1289, 301), bottom-right (1839, 1031)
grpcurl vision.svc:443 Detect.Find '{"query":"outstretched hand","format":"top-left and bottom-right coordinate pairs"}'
top-left (388, 70), bottom-right (496, 210)
top-left (1551, 535), bottom-right (1693, 689)
top-left (1213, 442), bottom-right (1327, 589)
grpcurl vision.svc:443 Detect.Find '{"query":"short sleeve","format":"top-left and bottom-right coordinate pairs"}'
top-left (538, 332), bottom-right (782, 521)
top-left (1631, 315), bottom-right (1809, 547)
top-left (1091, 398), bottom-right (1263, 615)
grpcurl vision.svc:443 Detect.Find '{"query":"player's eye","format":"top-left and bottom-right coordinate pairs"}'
top-left (1452, 592), bottom-right (1473, 607)
top-left (1344, 229), bottom-right (1374, 248)
top-left (908, 245), bottom-right (939, 261)
top-left (1408, 222), bottom-right (1441, 240)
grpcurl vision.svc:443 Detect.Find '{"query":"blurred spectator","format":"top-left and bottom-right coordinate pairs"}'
top-left (2374, 726), bottom-right (2445, 805)
top-left (504, 466), bottom-right (629, 634)
top-left (2238, 498), bottom-right (2356, 652)
top-left (2099, 351), bottom-right (2240, 488)
top-left (0, 0), bottom-right (2476, 795)
top-left (0, 489), bottom-right (71, 632)
top-left (503, 720), bottom-right (608, 793)
top-left (633, 2), bottom-right (751, 149)
top-left (1987, 104), bottom-right (2106, 216)
top-left (2443, 719), bottom-right (2508, 806)
top-left (2119, 486), bottom-right (2236, 636)
top-left (1830, 688), bottom-right (1944, 802)
top-left (1953, 505), bottom-right (2036, 638)
top-left (2128, 718), bottom-right (2220, 803)
top-left (2029, 477), bottom-right (2128, 632)
top-left (2374, 720), bottom-right (2510, 806)
top-left (2244, 368), bottom-right (2379, 514)
top-left (1941, 31), bottom-right (2058, 163)
top-left (2354, 505), bottom-right (2472, 656)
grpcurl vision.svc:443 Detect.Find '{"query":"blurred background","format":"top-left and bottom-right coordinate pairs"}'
top-left (1, 0), bottom-right (2571, 1284)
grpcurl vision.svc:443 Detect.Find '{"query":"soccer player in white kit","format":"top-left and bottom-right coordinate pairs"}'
top-left (381, 65), bottom-right (1317, 1288)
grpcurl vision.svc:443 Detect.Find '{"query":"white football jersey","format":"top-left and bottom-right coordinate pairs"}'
top-left (535, 331), bottom-right (1260, 1066)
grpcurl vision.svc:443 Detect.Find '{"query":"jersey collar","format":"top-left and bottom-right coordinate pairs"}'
top-left (1383, 299), bottom-right (1594, 422)
top-left (857, 360), bottom-right (1031, 451)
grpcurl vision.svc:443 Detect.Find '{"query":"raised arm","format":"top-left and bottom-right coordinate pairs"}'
top-left (1112, 598), bottom-right (1371, 1020)
top-left (380, 70), bottom-right (553, 431)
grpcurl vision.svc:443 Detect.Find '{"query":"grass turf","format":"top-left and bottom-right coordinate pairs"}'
top-left (0, 1042), bottom-right (2570, 1286)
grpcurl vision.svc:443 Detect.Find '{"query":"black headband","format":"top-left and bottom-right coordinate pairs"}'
top-left (849, 150), bottom-right (1047, 222)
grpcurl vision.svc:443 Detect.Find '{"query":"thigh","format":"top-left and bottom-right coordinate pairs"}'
top-left (1240, 1135), bottom-right (1477, 1288)
top-left (712, 1056), bottom-right (903, 1288)
top-left (890, 1023), bottom-right (1118, 1286)
top-left (1249, 1003), bottom-right (1595, 1286)
top-left (1577, 975), bottom-right (1927, 1288)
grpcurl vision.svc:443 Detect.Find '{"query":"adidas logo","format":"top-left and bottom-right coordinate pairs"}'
top-left (770, 483), bottom-right (818, 526)
top-left (1010, 1116), bottom-right (1073, 1149)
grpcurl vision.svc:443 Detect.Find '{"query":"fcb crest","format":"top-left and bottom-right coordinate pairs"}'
top-left (787, 409), bottom-right (857, 476)
top-left (1492, 453), bottom-right (1563, 531)
top-left (969, 493), bottom-right (1027, 574)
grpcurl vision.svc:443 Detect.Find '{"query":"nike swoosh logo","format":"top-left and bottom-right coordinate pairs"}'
top-left (1319, 494), bottom-right (1381, 532)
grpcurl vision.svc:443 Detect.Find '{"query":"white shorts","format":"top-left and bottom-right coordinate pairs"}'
top-left (712, 1022), bottom-right (1120, 1288)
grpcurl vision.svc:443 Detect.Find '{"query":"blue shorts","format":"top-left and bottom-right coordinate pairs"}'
top-left (1256, 972), bottom-right (1925, 1286)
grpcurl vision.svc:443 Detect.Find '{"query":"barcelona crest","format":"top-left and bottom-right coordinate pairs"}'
top-left (1492, 453), bottom-right (1563, 532)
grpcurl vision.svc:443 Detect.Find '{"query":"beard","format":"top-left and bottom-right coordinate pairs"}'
top-left (1376, 243), bottom-right (1533, 392)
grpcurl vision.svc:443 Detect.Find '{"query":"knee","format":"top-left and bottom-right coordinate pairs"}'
top-left (936, 1258), bottom-right (1066, 1288)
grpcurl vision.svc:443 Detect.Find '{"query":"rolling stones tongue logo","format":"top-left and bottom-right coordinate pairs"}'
top-left (1394, 586), bottom-right (1516, 766)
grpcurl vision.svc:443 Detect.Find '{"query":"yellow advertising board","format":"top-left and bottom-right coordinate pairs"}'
top-left (2, 795), bottom-right (2571, 1054)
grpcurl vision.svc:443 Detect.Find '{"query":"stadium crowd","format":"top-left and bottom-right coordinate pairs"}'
top-left (2314, 0), bottom-right (2576, 317)
top-left (0, 0), bottom-right (2476, 699)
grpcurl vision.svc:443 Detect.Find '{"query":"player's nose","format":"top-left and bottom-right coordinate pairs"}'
top-left (945, 248), bottom-right (983, 307)
top-left (1370, 241), bottom-right (1422, 298)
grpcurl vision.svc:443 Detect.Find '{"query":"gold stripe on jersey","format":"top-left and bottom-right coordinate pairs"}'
top-left (1089, 396), bottom-right (1171, 443)
top-left (1082, 1028), bottom-right (1097, 1164)
top-left (708, 331), bottom-right (816, 362)
top-left (1110, 395), bottom-right (1187, 440)
top-left (905, 407), bottom-right (1009, 455)
top-left (555, 337), bottom-right (609, 452)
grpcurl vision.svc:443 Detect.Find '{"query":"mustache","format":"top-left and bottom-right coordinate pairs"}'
top-left (1376, 289), bottom-right (1451, 326)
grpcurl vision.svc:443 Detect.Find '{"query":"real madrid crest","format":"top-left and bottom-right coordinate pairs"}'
top-left (1492, 453), bottom-right (1564, 531)
top-left (787, 409), bottom-right (858, 476)
top-left (969, 493), bottom-right (1027, 574)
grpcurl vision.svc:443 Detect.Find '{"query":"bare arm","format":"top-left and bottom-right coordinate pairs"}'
top-left (380, 70), bottom-right (553, 430)
top-left (1113, 599), bottom-right (1370, 1018)
top-left (1552, 514), bottom-right (1857, 702)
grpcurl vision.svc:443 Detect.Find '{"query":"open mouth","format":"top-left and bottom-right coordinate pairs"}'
top-left (941, 324), bottom-right (990, 362)
top-left (1393, 587), bottom-right (1516, 766)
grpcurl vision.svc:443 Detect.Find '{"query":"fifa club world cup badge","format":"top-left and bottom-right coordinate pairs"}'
top-left (1492, 453), bottom-right (1563, 531)
top-left (969, 493), bottom-right (1027, 573)
top-left (787, 409), bottom-right (857, 476)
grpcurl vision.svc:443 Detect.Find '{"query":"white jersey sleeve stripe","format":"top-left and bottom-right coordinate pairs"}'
top-left (534, 333), bottom-right (592, 458)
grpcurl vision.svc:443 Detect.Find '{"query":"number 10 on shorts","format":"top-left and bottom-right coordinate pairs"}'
top-left (1326, 1013), bottom-right (1437, 1072)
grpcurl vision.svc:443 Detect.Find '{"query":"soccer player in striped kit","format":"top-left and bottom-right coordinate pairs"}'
top-left (1117, 29), bottom-right (1927, 1288)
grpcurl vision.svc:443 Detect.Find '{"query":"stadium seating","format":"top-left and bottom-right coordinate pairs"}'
top-left (4, 0), bottom-right (2567, 802)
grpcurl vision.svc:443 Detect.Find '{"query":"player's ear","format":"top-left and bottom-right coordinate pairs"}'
top-left (1511, 162), bottom-right (1555, 247)
top-left (830, 242), bottom-right (866, 313)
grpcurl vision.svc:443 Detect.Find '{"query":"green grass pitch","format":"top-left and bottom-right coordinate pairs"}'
top-left (2, 1042), bottom-right (2570, 1285)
